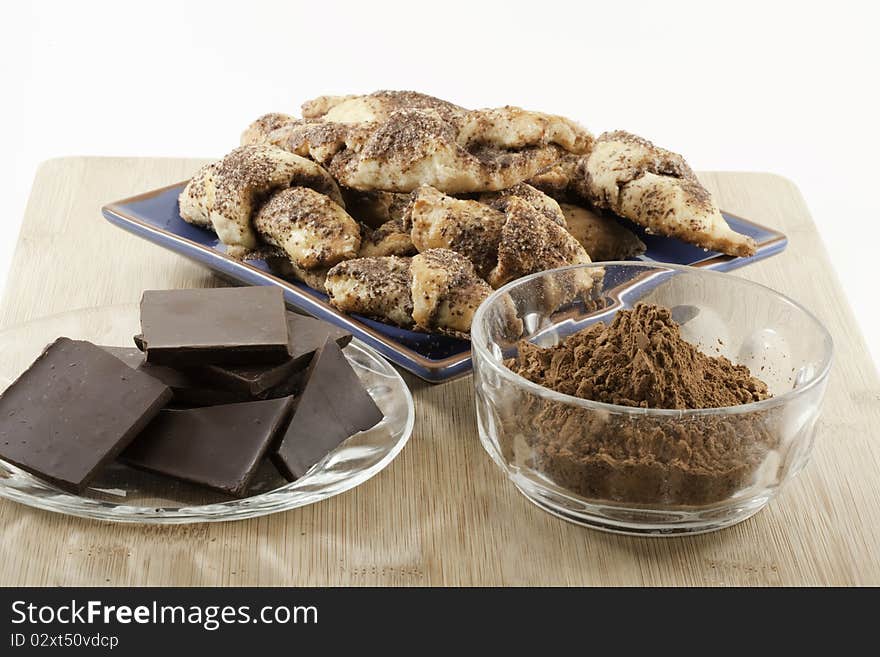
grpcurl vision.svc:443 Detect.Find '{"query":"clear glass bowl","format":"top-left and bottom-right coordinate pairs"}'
top-left (0, 304), bottom-right (414, 524)
top-left (471, 263), bottom-right (833, 535)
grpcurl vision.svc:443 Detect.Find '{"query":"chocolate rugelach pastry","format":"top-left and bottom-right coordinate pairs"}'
top-left (408, 184), bottom-right (593, 289)
top-left (273, 338), bottom-right (383, 481)
top-left (578, 131), bottom-right (756, 257)
top-left (178, 143), bottom-right (357, 262)
top-left (0, 338), bottom-right (172, 492)
top-left (558, 203), bottom-right (646, 262)
top-left (324, 249), bottom-right (492, 339)
top-left (139, 287), bottom-right (291, 366)
top-left (241, 90), bottom-right (593, 193)
top-left (173, 91), bottom-right (763, 340)
top-left (122, 397), bottom-right (295, 497)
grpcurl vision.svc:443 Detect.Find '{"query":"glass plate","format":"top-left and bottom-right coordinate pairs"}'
top-left (0, 304), bottom-right (414, 524)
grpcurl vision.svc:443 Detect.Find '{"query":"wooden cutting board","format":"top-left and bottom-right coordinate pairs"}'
top-left (1, 158), bottom-right (878, 586)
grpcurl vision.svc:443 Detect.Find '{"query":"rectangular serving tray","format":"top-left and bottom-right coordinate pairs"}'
top-left (102, 181), bottom-right (787, 382)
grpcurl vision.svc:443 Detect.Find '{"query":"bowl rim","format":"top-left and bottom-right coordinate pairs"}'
top-left (471, 261), bottom-right (834, 417)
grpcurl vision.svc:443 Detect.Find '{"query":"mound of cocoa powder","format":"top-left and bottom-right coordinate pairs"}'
top-left (512, 304), bottom-right (771, 409)
top-left (505, 304), bottom-right (778, 505)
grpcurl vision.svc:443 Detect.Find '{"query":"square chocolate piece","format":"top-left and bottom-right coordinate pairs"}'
top-left (0, 338), bottom-right (172, 492)
top-left (139, 287), bottom-right (290, 366)
top-left (121, 397), bottom-right (294, 497)
top-left (191, 313), bottom-right (353, 397)
top-left (272, 338), bottom-right (383, 481)
top-left (100, 346), bottom-right (252, 406)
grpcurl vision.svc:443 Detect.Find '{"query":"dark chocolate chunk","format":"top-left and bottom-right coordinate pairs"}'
top-left (100, 346), bottom-right (251, 406)
top-left (139, 287), bottom-right (291, 366)
top-left (0, 338), bottom-right (172, 492)
top-left (122, 397), bottom-right (294, 497)
top-left (135, 313), bottom-right (351, 399)
top-left (272, 339), bottom-right (383, 481)
top-left (191, 313), bottom-right (353, 397)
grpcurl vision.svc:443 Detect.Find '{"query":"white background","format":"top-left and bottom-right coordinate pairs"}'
top-left (2, 0), bottom-right (878, 366)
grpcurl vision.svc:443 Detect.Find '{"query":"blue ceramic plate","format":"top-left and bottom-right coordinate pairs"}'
top-left (102, 182), bottom-right (787, 382)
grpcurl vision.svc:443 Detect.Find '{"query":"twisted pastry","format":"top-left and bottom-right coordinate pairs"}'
top-left (325, 249), bottom-right (491, 338)
top-left (239, 113), bottom-right (296, 148)
top-left (358, 217), bottom-right (416, 258)
top-left (529, 133), bottom-right (757, 257)
top-left (479, 182), bottom-right (567, 226)
top-left (183, 94), bottom-right (762, 340)
top-left (261, 256), bottom-right (330, 294)
top-left (527, 153), bottom-right (581, 200)
top-left (245, 119), bottom-right (350, 165)
top-left (248, 91), bottom-right (466, 153)
top-left (253, 187), bottom-right (360, 269)
top-left (408, 186), bottom-right (506, 279)
top-left (325, 255), bottom-right (414, 328)
top-left (536, 132), bottom-right (756, 257)
top-left (584, 131), bottom-right (756, 256)
top-left (241, 90), bottom-right (593, 194)
top-left (179, 144), bottom-right (360, 271)
top-left (560, 203), bottom-right (646, 262)
top-left (410, 249), bottom-right (493, 336)
top-left (302, 90), bottom-right (466, 124)
top-left (340, 189), bottom-right (412, 229)
top-left (490, 195), bottom-right (593, 289)
top-left (408, 184), bottom-right (593, 289)
top-left (580, 131), bottom-right (756, 256)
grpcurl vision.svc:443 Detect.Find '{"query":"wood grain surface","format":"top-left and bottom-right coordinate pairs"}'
top-left (1, 158), bottom-right (878, 586)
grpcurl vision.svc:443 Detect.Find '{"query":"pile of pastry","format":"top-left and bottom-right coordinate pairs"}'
top-left (180, 91), bottom-right (756, 337)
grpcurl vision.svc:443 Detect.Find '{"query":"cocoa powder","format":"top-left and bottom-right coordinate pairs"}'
top-left (512, 304), bottom-right (771, 409)
top-left (504, 304), bottom-right (779, 505)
